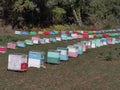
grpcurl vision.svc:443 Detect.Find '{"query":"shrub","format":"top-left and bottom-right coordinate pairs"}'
top-left (53, 25), bottom-right (66, 31)
top-left (104, 55), bottom-right (113, 61)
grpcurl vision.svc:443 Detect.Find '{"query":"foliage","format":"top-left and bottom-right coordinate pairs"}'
top-left (53, 24), bottom-right (66, 31)
top-left (0, 0), bottom-right (120, 29)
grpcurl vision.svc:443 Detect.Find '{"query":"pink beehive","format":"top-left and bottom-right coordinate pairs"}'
top-left (78, 35), bottom-right (82, 38)
top-left (71, 34), bottom-right (78, 39)
top-left (31, 36), bottom-right (40, 44)
top-left (67, 46), bottom-right (78, 58)
top-left (31, 36), bottom-right (39, 40)
top-left (107, 38), bottom-right (113, 44)
top-left (7, 42), bottom-right (16, 49)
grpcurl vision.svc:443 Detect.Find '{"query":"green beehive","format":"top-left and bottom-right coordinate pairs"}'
top-left (88, 31), bottom-right (93, 35)
top-left (105, 29), bottom-right (112, 33)
top-left (25, 40), bottom-right (33, 45)
top-left (54, 31), bottom-right (59, 34)
top-left (47, 50), bottom-right (60, 64)
top-left (30, 31), bottom-right (37, 35)
top-left (96, 34), bottom-right (103, 38)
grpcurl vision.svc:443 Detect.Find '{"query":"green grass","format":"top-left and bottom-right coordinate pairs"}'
top-left (0, 34), bottom-right (120, 90)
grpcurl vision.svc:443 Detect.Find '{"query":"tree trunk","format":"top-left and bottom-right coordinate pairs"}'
top-left (72, 9), bottom-right (82, 26)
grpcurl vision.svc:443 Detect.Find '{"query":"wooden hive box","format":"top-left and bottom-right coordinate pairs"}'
top-left (8, 54), bottom-right (28, 71)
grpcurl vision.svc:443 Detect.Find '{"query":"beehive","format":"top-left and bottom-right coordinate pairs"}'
top-left (56, 37), bottom-right (62, 41)
top-left (31, 36), bottom-right (40, 44)
top-left (0, 46), bottom-right (7, 53)
top-left (39, 39), bottom-right (45, 44)
top-left (50, 38), bottom-right (57, 43)
top-left (21, 31), bottom-right (29, 35)
top-left (71, 33), bottom-right (78, 39)
top-left (73, 44), bottom-right (83, 55)
top-left (25, 40), bottom-right (33, 45)
top-left (61, 34), bottom-right (68, 40)
top-left (7, 42), bottom-right (16, 49)
top-left (44, 38), bottom-right (50, 43)
top-left (8, 54), bottom-right (28, 71)
top-left (15, 30), bottom-right (21, 35)
top-left (67, 45), bottom-right (78, 58)
top-left (57, 47), bottom-right (68, 61)
top-left (30, 31), bottom-right (37, 35)
top-left (16, 41), bottom-right (26, 48)
top-left (47, 50), bottom-right (60, 64)
top-left (28, 51), bottom-right (45, 68)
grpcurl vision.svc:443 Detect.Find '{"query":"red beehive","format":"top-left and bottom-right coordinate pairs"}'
top-left (59, 31), bottom-right (62, 35)
top-left (93, 34), bottom-right (97, 38)
top-left (74, 31), bottom-right (79, 34)
top-left (0, 46), bottom-right (7, 53)
top-left (102, 33), bottom-right (109, 37)
top-left (82, 33), bottom-right (88, 38)
top-left (44, 31), bottom-right (50, 35)
top-left (65, 31), bottom-right (70, 35)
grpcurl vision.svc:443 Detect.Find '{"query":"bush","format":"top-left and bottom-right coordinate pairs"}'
top-left (104, 55), bottom-right (113, 61)
top-left (53, 25), bottom-right (66, 31)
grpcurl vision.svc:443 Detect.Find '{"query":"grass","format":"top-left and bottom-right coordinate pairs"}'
top-left (0, 34), bottom-right (120, 90)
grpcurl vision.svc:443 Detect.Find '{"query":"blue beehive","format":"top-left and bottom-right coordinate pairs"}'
top-left (61, 34), bottom-right (68, 40)
top-left (28, 51), bottom-right (45, 68)
top-left (117, 28), bottom-right (120, 32)
top-left (74, 44), bottom-right (83, 55)
top-left (61, 31), bottom-right (66, 34)
top-left (102, 38), bottom-right (108, 45)
top-left (16, 41), bottom-right (26, 48)
top-left (21, 31), bottom-right (29, 35)
top-left (39, 39), bottom-right (45, 44)
top-left (67, 36), bottom-right (73, 40)
top-left (50, 31), bottom-right (56, 35)
top-left (47, 50), bottom-right (60, 64)
top-left (50, 38), bottom-right (57, 43)
top-left (57, 47), bottom-right (68, 61)
top-left (69, 31), bottom-right (73, 34)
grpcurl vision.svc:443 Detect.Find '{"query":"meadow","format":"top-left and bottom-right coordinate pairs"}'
top-left (0, 34), bottom-right (120, 90)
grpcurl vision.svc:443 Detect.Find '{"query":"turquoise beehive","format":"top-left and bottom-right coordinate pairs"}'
top-left (25, 39), bottom-right (33, 45)
top-left (67, 36), bottom-right (73, 40)
top-left (95, 39), bottom-right (101, 47)
top-left (16, 41), bottom-right (26, 48)
top-left (50, 38), bottom-right (57, 43)
top-left (61, 34), bottom-right (68, 40)
top-left (47, 50), bottom-right (60, 64)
